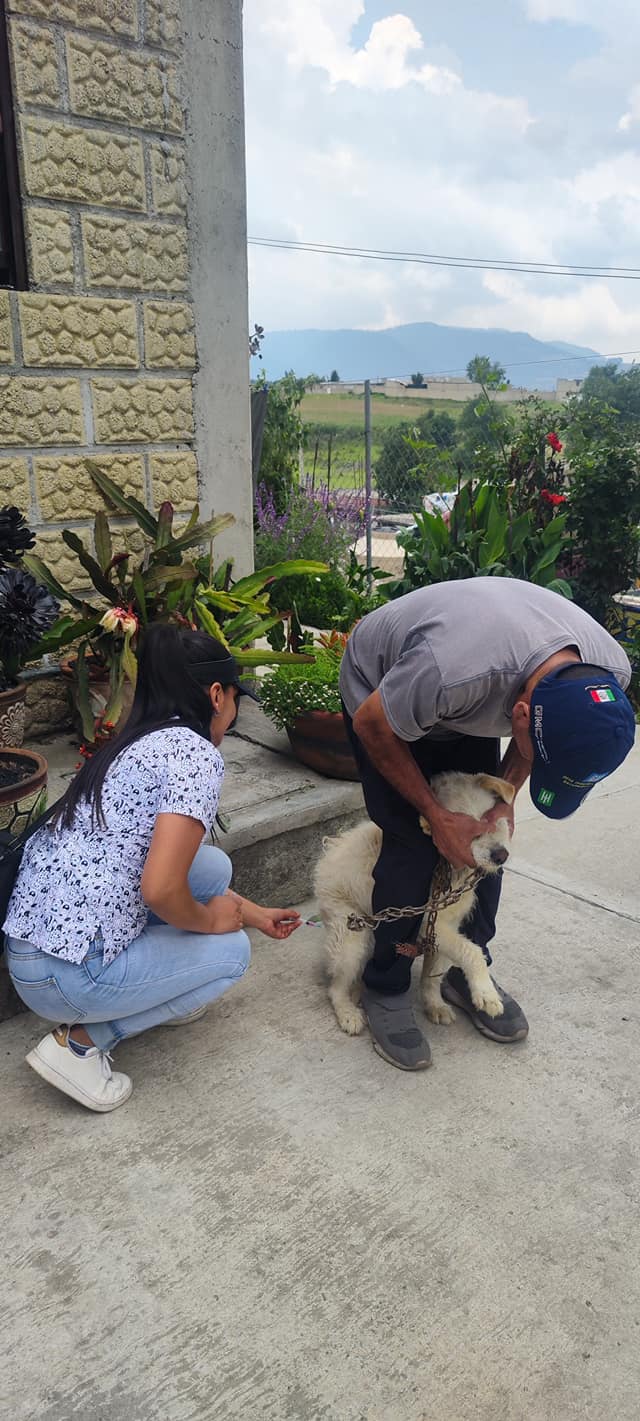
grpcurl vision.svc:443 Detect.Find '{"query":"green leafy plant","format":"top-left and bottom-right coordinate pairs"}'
top-left (258, 634), bottom-right (347, 730)
top-left (253, 370), bottom-right (312, 508)
top-left (390, 480), bottom-right (571, 599)
top-left (26, 462), bottom-right (326, 742)
top-left (192, 557), bottom-right (329, 667)
top-left (24, 462), bottom-right (233, 740)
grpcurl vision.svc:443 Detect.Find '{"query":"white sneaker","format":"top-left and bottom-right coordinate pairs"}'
top-left (26, 1028), bottom-right (132, 1112)
top-left (164, 1005), bottom-right (208, 1026)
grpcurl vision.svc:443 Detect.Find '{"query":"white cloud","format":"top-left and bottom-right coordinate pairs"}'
top-left (459, 273), bottom-right (640, 356)
top-left (256, 0), bottom-right (527, 122)
top-left (619, 85), bottom-right (640, 131)
top-left (244, 1), bottom-right (640, 354)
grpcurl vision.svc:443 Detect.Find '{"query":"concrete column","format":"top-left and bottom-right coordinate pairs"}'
top-left (182, 0), bottom-right (254, 576)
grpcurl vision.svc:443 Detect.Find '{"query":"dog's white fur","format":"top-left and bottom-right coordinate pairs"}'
top-left (314, 772), bottom-right (514, 1037)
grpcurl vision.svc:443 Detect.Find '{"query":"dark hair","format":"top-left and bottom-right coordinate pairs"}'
top-left (55, 624), bottom-right (230, 830)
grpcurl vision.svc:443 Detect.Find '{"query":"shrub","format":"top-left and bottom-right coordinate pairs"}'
top-left (270, 569), bottom-right (358, 631)
top-left (562, 403), bottom-right (640, 624)
top-left (254, 480), bottom-right (364, 571)
top-left (259, 642), bottom-right (344, 729)
top-left (254, 371), bottom-right (309, 508)
top-left (390, 481), bottom-right (571, 600)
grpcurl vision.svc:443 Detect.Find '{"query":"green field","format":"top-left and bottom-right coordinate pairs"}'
top-left (300, 390), bottom-right (561, 489)
top-left (301, 391), bottom-right (465, 488)
top-left (302, 391), bottom-right (464, 428)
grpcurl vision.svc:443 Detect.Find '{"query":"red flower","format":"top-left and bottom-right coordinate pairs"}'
top-left (541, 489), bottom-right (567, 506)
top-left (546, 432), bottom-right (563, 453)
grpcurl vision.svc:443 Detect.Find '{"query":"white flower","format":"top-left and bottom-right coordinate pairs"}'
top-left (100, 606), bottom-right (138, 636)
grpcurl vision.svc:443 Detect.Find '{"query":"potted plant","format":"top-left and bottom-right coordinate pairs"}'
top-left (0, 747), bottom-right (48, 834)
top-left (258, 632), bottom-right (359, 781)
top-left (0, 507), bottom-right (59, 748)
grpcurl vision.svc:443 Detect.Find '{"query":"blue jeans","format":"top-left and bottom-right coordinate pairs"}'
top-left (6, 846), bottom-right (251, 1052)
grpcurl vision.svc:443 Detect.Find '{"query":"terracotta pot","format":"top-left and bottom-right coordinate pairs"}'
top-left (0, 747), bottom-right (48, 834)
top-left (0, 682), bottom-right (27, 749)
top-left (286, 710), bottom-right (359, 781)
top-left (60, 656), bottom-right (134, 743)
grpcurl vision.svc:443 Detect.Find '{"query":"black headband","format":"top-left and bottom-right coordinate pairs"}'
top-left (190, 655), bottom-right (239, 686)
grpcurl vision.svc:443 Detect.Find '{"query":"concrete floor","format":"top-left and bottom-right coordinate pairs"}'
top-left (3, 751), bottom-right (640, 1420)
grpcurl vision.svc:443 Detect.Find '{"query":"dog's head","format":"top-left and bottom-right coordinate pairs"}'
top-left (420, 771), bottom-right (515, 874)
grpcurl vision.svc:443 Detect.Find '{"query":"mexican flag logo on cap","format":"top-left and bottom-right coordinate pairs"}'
top-left (589, 687), bottom-right (616, 703)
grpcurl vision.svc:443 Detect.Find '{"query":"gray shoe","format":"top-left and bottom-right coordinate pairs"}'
top-left (361, 987), bottom-right (432, 1071)
top-left (441, 967), bottom-right (529, 1043)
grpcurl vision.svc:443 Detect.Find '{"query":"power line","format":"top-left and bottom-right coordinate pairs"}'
top-left (249, 236), bottom-right (640, 282)
top-left (399, 349), bottom-right (639, 379)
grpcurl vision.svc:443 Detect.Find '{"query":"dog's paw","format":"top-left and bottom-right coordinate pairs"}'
top-left (471, 986), bottom-right (504, 1018)
top-left (335, 1004), bottom-right (366, 1036)
top-left (423, 998), bottom-right (456, 1026)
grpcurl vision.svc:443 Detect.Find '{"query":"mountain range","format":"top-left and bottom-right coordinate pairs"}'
top-left (252, 321), bottom-right (601, 390)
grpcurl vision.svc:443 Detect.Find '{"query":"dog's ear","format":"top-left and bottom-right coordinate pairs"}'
top-left (419, 814), bottom-right (432, 837)
top-left (476, 773), bottom-right (516, 806)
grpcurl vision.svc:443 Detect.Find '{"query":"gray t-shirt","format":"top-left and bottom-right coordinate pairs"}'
top-left (339, 579), bottom-right (631, 742)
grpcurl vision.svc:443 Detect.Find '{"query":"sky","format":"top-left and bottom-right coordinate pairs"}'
top-left (242, 0), bottom-right (640, 358)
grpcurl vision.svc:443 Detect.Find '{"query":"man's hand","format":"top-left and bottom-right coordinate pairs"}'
top-left (482, 801), bottom-right (515, 837)
top-left (427, 806), bottom-right (489, 870)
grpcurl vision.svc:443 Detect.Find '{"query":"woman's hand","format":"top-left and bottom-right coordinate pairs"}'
top-left (256, 908), bottom-right (302, 940)
top-left (207, 891), bottom-right (244, 934)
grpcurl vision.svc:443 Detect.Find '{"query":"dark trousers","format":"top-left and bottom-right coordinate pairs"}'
top-left (343, 706), bottom-right (502, 995)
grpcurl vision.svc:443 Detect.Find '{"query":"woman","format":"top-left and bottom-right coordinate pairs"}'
top-left (4, 624), bottom-right (301, 1112)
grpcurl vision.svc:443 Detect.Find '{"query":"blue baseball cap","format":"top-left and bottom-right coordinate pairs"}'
top-left (529, 663), bottom-right (636, 819)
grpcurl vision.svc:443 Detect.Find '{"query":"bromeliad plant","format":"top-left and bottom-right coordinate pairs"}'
top-left (25, 462), bottom-right (326, 742)
top-left (24, 462), bottom-right (233, 741)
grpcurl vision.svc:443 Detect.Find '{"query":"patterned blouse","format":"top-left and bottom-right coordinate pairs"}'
top-left (4, 726), bottom-right (225, 965)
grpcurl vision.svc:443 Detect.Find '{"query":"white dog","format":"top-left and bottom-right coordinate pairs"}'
top-left (314, 772), bottom-right (514, 1038)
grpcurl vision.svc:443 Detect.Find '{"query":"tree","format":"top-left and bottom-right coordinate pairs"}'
top-left (330, 369), bottom-right (340, 383)
top-left (466, 355), bottom-right (507, 388)
top-left (457, 394), bottom-right (513, 471)
top-left (410, 372), bottom-right (425, 387)
top-left (375, 411), bottom-right (459, 510)
top-left (254, 370), bottom-right (308, 508)
top-left (579, 363), bottom-right (640, 429)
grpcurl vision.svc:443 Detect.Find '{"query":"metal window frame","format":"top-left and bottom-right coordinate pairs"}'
top-left (0, 0), bottom-right (28, 289)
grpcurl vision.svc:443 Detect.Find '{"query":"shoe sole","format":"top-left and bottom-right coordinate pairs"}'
top-left (441, 984), bottom-right (529, 1043)
top-left (364, 1013), bottom-right (432, 1070)
top-left (370, 1038), bottom-right (432, 1070)
top-left (26, 1046), bottom-right (133, 1112)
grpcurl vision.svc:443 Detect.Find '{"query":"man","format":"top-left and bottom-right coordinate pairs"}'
top-left (340, 578), bottom-right (635, 1071)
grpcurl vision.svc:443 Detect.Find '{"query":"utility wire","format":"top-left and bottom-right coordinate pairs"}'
top-left (249, 236), bottom-right (640, 282)
top-left (379, 349), bottom-right (640, 379)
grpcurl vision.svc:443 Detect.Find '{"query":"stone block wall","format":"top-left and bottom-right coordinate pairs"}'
top-left (0, 0), bottom-right (199, 610)
top-left (0, 0), bottom-right (211, 736)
